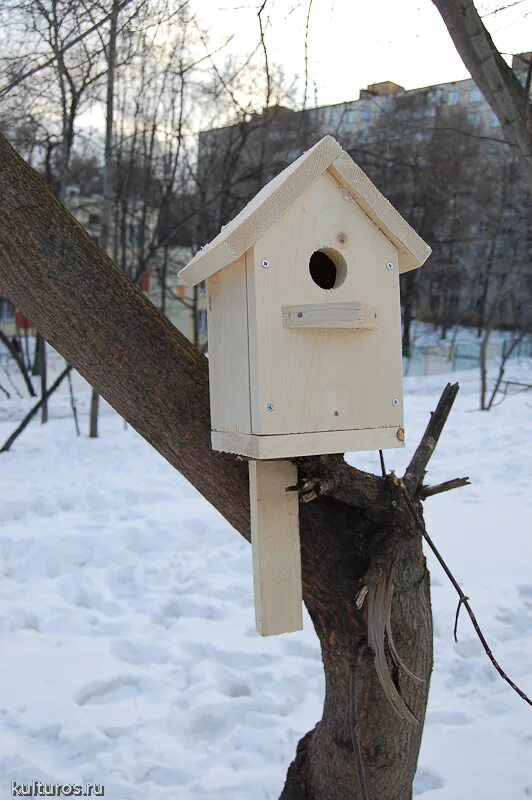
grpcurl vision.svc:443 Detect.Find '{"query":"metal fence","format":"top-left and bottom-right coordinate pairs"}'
top-left (403, 335), bottom-right (532, 377)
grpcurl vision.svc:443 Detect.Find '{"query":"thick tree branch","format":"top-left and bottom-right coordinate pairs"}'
top-left (291, 453), bottom-right (386, 511)
top-left (403, 382), bottom-right (459, 495)
top-left (432, 0), bottom-right (532, 182)
top-left (0, 131), bottom-right (251, 540)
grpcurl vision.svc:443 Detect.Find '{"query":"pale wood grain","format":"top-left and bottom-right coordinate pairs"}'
top-left (249, 459), bottom-right (302, 635)
top-left (282, 301), bottom-right (379, 329)
top-left (212, 426), bottom-right (404, 459)
top-left (328, 154), bottom-right (432, 273)
top-left (179, 135), bottom-right (430, 286)
top-left (206, 254), bottom-right (252, 434)
top-left (246, 171), bottom-right (404, 440)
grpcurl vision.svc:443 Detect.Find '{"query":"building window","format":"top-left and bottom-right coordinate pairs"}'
top-left (470, 87), bottom-right (482, 103)
top-left (0, 298), bottom-right (15, 323)
top-left (447, 89), bottom-right (461, 106)
top-left (89, 213), bottom-right (101, 226)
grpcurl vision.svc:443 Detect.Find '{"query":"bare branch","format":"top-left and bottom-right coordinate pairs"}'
top-left (396, 476), bottom-right (532, 710)
top-left (257, 0), bottom-right (271, 108)
top-left (1, 365), bottom-right (72, 453)
top-left (0, 0), bottom-right (135, 98)
top-left (403, 382), bottom-right (460, 495)
top-left (302, 0), bottom-right (313, 110)
top-left (420, 477), bottom-right (471, 498)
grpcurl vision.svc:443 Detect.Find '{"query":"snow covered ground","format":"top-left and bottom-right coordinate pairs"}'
top-left (0, 355), bottom-right (531, 799)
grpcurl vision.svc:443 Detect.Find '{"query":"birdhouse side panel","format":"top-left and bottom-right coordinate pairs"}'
top-left (246, 171), bottom-right (404, 438)
top-left (207, 254), bottom-right (252, 435)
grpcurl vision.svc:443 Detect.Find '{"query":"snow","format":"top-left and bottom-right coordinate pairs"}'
top-left (0, 353), bottom-right (531, 799)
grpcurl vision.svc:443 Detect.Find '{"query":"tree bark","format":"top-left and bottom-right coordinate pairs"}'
top-left (0, 131), bottom-right (438, 799)
top-left (432, 0), bottom-right (532, 182)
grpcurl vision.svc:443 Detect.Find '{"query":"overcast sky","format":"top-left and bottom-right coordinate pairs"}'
top-left (195, 0), bottom-right (532, 107)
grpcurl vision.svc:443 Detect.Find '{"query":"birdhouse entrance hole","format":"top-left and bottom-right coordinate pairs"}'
top-left (308, 248), bottom-right (346, 290)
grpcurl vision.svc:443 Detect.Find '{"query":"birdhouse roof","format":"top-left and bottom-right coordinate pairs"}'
top-left (180, 135), bottom-right (431, 287)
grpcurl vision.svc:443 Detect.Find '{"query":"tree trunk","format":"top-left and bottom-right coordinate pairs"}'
top-left (479, 327), bottom-right (490, 410)
top-left (281, 494), bottom-right (432, 800)
top-left (0, 131), bottom-right (440, 799)
top-left (89, 0), bottom-right (120, 439)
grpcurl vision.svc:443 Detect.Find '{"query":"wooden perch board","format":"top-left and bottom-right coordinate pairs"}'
top-left (282, 301), bottom-right (379, 329)
top-left (249, 459), bottom-right (302, 636)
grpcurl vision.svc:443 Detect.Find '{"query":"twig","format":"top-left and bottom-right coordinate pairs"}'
top-left (453, 596), bottom-right (468, 643)
top-left (0, 0), bottom-right (135, 98)
top-left (396, 477), bottom-right (532, 710)
top-left (349, 647), bottom-right (369, 800)
top-left (419, 477), bottom-right (470, 498)
top-left (1, 365), bottom-right (72, 452)
top-left (379, 449), bottom-right (386, 479)
top-left (2, 362), bottom-right (23, 398)
top-left (67, 367), bottom-right (80, 437)
top-left (0, 380), bottom-right (10, 399)
top-left (257, 1), bottom-right (271, 108)
top-left (0, 329), bottom-right (36, 397)
top-left (404, 383), bottom-right (459, 495)
top-left (302, 0), bottom-right (314, 110)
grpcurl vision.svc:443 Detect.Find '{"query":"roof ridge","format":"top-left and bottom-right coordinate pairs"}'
top-left (180, 135), bottom-right (430, 286)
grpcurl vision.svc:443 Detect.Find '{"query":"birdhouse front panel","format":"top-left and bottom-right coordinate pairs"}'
top-left (245, 170), bottom-right (403, 443)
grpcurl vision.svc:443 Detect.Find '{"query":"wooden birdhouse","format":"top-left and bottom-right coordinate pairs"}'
top-left (180, 135), bottom-right (430, 636)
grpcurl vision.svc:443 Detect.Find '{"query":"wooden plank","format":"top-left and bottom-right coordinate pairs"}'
top-left (180, 136), bottom-right (341, 286)
top-left (282, 301), bottom-right (379, 329)
top-left (249, 459), bottom-right (302, 635)
top-left (246, 170), bottom-right (405, 438)
top-left (179, 135), bottom-right (430, 286)
top-left (207, 255), bottom-right (252, 434)
top-left (328, 154), bottom-right (432, 273)
top-left (212, 426), bottom-right (404, 459)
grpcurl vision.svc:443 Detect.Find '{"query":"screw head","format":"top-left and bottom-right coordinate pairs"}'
top-left (386, 262), bottom-right (394, 270)
top-left (265, 403), bottom-right (274, 412)
top-left (392, 398), bottom-right (399, 406)
top-left (297, 312), bottom-right (303, 318)
top-left (261, 259), bottom-right (270, 269)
